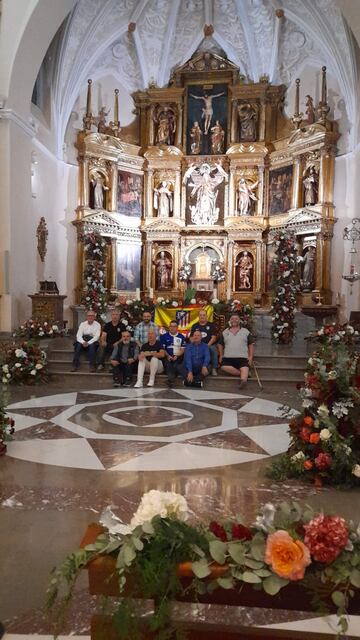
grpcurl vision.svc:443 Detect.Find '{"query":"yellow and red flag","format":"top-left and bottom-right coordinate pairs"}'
top-left (154, 304), bottom-right (213, 335)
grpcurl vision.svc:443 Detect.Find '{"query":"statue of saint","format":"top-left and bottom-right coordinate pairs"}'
top-left (303, 166), bottom-right (318, 206)
top-left (96, 106), bottom-right (110, 133)
top-left (154, 106), bottom-right (176, 145)
top-left (237, 177), bottom-right (258, 216)
top-left (190, 121), bottom-right (202, 154)
top-left (305, 95), bottom-right (316, 125)
top-left (154, 251), bottom-right (172, 289)
top-left (302, 246), bottom-right (316, 290)
top-left (153, 181), bottom-right (173, 218)
top-left (237, 102), bottom-right (258, 141)
top-left (236, 251), bottom-right (253, 290)
top-left (91, 173), bottom-right (109, 209)
top-left (183, 162), bottom-right (228, 225)
top-left (190, 91), bottom-right (225, 134)
top-left (210, 120), bottom-right (225, 154)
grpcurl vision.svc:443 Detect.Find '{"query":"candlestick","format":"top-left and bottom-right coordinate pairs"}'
top-left (149, 287), bottom-right (153, 299)
top-left (321, 66), bottom-right (327, 105)
top-left (135, 288), bottom-right (140, 300)
top-left (83, 79), bottom-right (93, 130)
top-left (290, 78), bottom-right (303, 129)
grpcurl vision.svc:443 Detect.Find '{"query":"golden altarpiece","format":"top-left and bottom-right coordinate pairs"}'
top-left (73, 49), bottom-right (339, 308)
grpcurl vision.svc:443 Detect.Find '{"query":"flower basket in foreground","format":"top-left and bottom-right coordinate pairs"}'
top-left (47, 493), bottom-right (360, 640)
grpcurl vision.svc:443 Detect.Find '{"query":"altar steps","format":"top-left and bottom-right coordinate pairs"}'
top-left (46, 347), bottom-right (307, 385)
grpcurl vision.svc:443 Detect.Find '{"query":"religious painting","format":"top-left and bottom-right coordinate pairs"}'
top-left (117, 170), bottom-right (143, 217)
top-left (116, 242), bottom-right (141, 291)
top-left (186, 84), bottom-right (228, 155)
top-left (153, 250), bottom-right (173, 290)
top-left (268, 165), bottom-right (293, 215)
top-left (235, 250), bottom-right (254, 291)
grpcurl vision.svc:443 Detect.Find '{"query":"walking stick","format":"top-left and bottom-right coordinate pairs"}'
top-left (252, 361), bottom-right (263, 391)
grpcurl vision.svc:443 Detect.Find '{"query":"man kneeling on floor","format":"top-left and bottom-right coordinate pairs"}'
top-left (134, 329), bottom-right (165, 388)
top-left (218, 314), bottom-right (255, 389)
top-left (110, 330), bottom-right (139, 387)
top-left (183, 329), bottom-right (210, 388)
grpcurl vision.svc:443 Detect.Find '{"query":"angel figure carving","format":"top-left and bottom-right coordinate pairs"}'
top-left (153, 181), bottom-right (173, 218)
top-left (183, 162), bottom-right (228, 226)
top-left (237, 177), bottom-right (258, 216)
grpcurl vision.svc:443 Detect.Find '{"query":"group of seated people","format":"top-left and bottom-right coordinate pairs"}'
top-left (72, 308), bottom-right (255, 389)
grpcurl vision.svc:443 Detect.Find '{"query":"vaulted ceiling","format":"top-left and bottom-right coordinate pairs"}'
top-left (47, 0), bottom-right (357, 151)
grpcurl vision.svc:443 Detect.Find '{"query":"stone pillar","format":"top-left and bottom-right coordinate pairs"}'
top-left (291, 157), bottom-right (301, 209)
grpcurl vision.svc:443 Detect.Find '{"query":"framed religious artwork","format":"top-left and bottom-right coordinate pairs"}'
top-left (235, 250), bottom-right (254, 291)
top-left (117, 170), bottom-right (143, 217)
top-left (268, 165), bottom-right (293, 215)
top-left (186, 84), bottom-right (228, 156)
top-left (116, 242), bottom-right (141, 291)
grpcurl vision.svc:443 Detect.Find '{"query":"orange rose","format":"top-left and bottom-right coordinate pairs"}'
top-left (303, 416), bottom-right (314, 427)
top-left (265, 530), bottom-right (311, 580)
top-left (304, 460), bottom-right (313, 470)
top-left (309, 433), bottom-right (320, 444)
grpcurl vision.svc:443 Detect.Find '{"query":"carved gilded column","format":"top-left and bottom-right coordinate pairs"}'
top-left (78, 156), bottom-right (89, 208)
top-left (231, 100), bottom-right (237, 144)
top-left (292, 157), bottom-right (301, 209)
top-left (173, 239), bottom-right (179, 289)
top-left (110, 238), bottom-right (117, 290)
top-left (228, 168), bottom-right (236, 216)
top-left (226, 240), bottom-right (234, 299)
top-left (319, 146), bottom-right (335, 205)
top-left (145, 169), bottom-right (153, 217)
top-left (145, 240), bottom-right (153, 289)
top-left (255, 240), bottom-right (262, 292)
top-left (257, 167), bottom-right (264, 216)
top-left (176, 103), bottom-right (183, 148)
top-left (318, 227), bottom-right (333, 300)
top-left (110, 163), bottom-right (117, 212)
top-left (149, 105), bottom-right (155, 145)
top-left (174, 169), bottom-right (181, 218)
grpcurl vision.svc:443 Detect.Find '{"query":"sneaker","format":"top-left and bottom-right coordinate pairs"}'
top-left (123, 378), bottom-right (132, 387)
top-left (147, 379), bottom-right (155, 387)
top-left (211, 369), bottom-right (218, 376)
top-left (113, 382), bottom-right (120, 388)
top-left (97, 364), bottom-right (104, 372)
top-left (239, 380), bottom-right (247, 389)
top-left (134, 380), bottom-right (143, 388)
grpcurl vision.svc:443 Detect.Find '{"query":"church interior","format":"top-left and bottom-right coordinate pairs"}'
top-left (1, 1), bottom-right (360, 638)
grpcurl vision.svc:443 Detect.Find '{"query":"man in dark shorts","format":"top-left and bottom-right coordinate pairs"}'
top-left (190, 308), bottom-right (218, 375)
top-left (97, 310), bottom-right (126, 371)
top-left (218, 314), bottom-right (255, 389)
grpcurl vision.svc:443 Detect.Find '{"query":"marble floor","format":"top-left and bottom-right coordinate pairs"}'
top-left (1, 375), bottom-right (360, 638)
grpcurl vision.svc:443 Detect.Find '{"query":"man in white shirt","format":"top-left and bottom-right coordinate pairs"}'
top-left (71, 310), bottom-right (101, 372)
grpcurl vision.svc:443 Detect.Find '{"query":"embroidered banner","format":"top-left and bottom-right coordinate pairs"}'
top-left (155, 305), bottom-right (213, 333)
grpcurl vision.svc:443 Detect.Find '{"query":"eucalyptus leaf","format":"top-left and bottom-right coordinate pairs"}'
top-left (123, 544), bottom-right (137, 566)
top-left (263, 575), bottom-right (288, 595)
top-left (228, 543), bottom-right (245, 565)
top-left (190, 543), bottom-right (205, 558)
top-left (244, 557), bottom-right (264, 570)
top-left (254, 569), bottom-right (272, 577)
top-left (142, 521), bottom-right (154, 535)
top-left (217, 577), bottom-right (235, 589)
top-left (241, 571), bottom-right (262, 584)
top-left (209, 540), bottom-right (227, 565)
top-left (132, 536), bottom-right (144, 551)
top-left (350, 569), bottom-right (360, 588)
top-left (192, 560), bottom-right (211, 579)
top-left (331, 590), bottom-right (346, 608)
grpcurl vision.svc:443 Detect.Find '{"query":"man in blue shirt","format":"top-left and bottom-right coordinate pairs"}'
top-left (184, 329), bottom-right (210, 388)
top-left (160, 320), bottom-right (186, 387)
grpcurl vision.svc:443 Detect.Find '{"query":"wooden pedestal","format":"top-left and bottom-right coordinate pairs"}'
top-left (28, 294), bottom-right (67, 325)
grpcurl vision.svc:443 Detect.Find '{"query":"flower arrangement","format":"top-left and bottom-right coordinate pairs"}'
top-left (47, 492), bottom-right (360, 638)
top-left (82, 231), bottom-right (107, 316)
top-left (211, 261), bottom-right (226, 282)
top-left (270, 232), bottom-right (300, 344)
top-left (211, 299), bottom-right (254, 328)
top-left (268, 325), bottom-right (360, 487)
top-left (178, 261), bottom-right (192, 281)
top-left (2, 341), bottom-right (47, 384)
top-left (15, 319), bottom-right (64, 339)
top-left (0, 406), bottom-right (15, 456)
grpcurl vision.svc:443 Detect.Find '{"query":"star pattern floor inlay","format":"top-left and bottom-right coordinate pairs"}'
top-left (6, 388), bottom-right (296, 471)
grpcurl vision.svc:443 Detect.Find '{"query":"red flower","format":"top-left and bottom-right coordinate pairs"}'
top-left (314, 452), bottom-right (332, 470)
top-left (304, 514), bottom-right (349, 563)
top-left (231, 523), bottom-right (253, 541)
top-left (209, 521), bottom-right (227, 542)
top-left (300, 427), bottom-right (311, 442)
